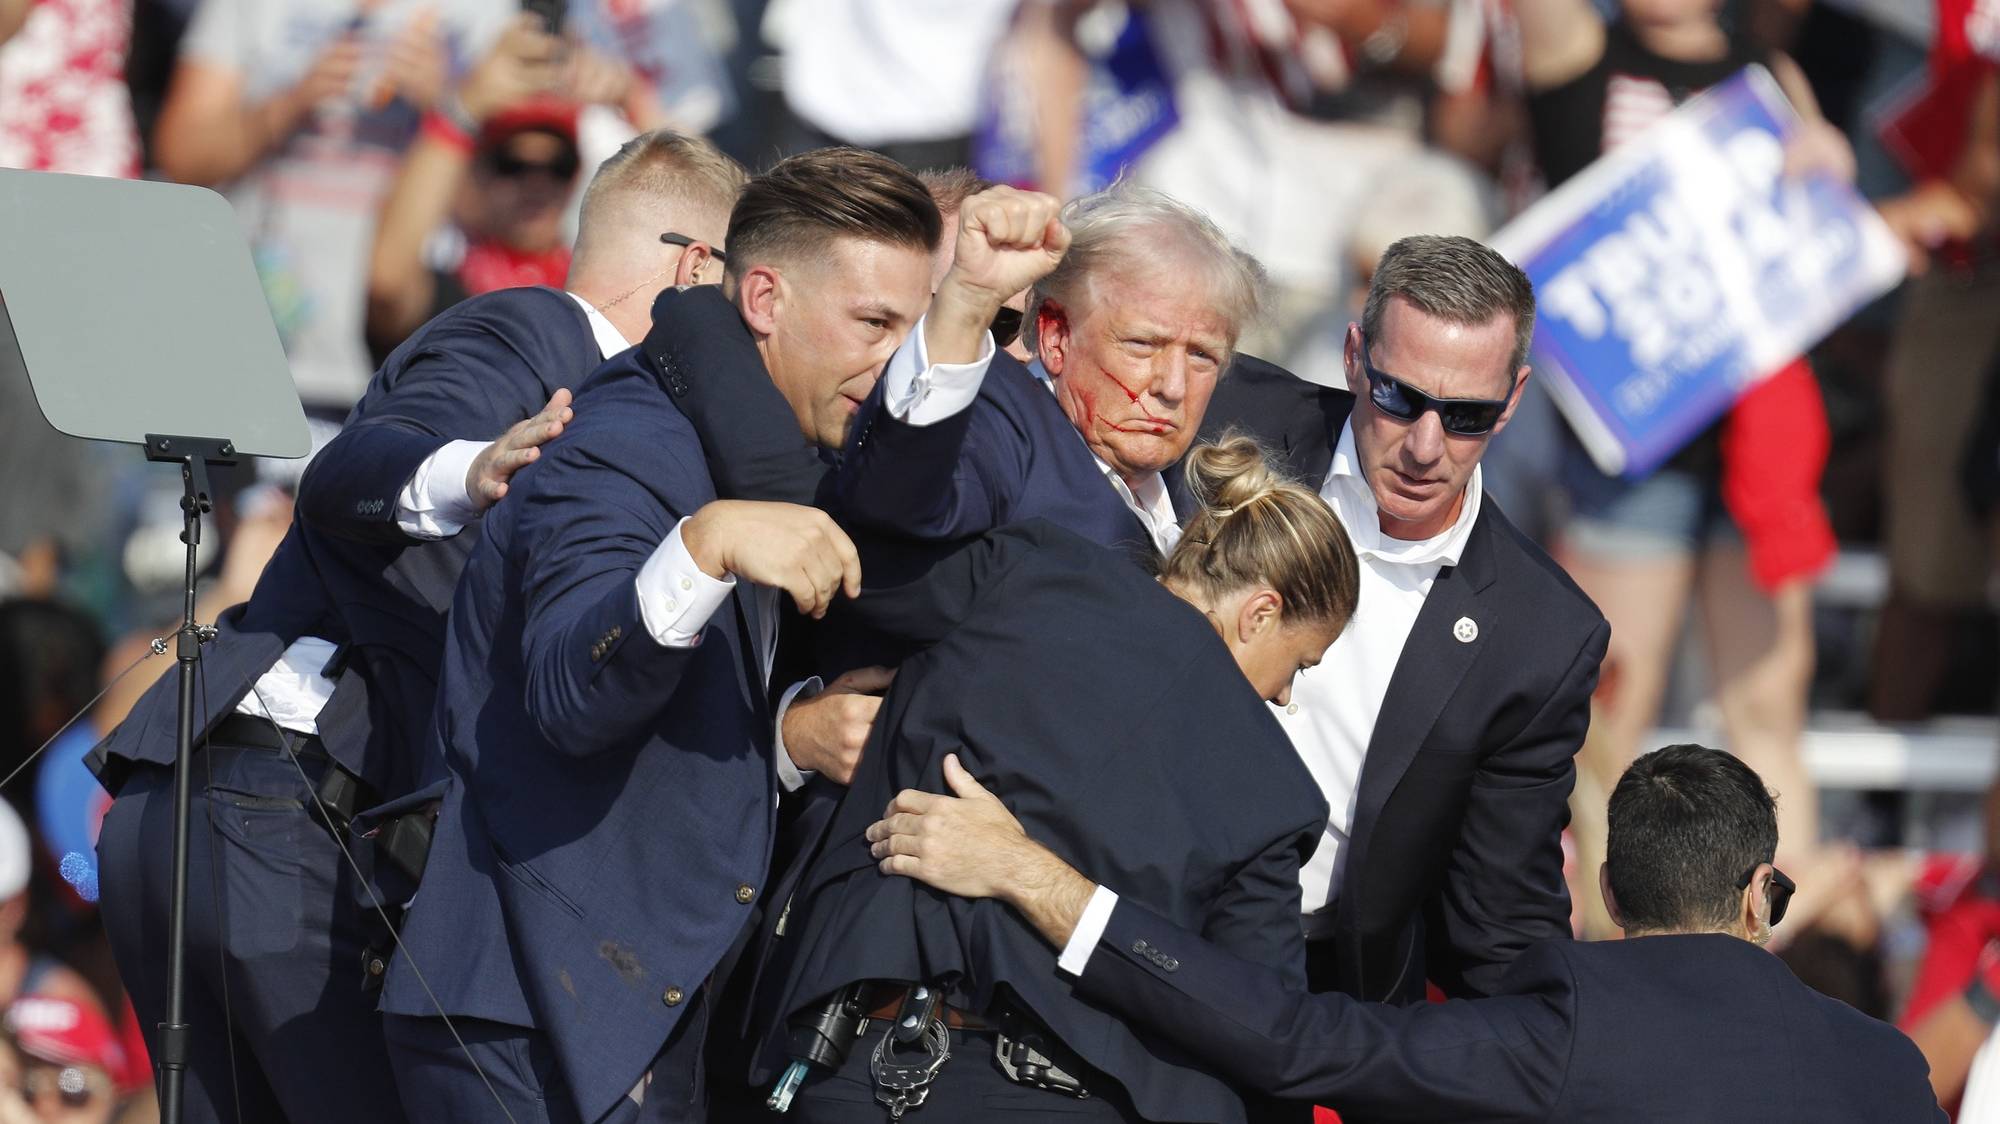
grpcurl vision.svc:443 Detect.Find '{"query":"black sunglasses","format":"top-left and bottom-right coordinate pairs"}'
top-left (1737, 864), bottom-right (1796, 927)
top-left (660, 232), bottom-right (726, 265)
top-left (486, 149), bottom-right (580, 181)
top-left (989, 306), bottom-right (1023, 348)
top-left (1357, 336), bottom-right (1512, 436)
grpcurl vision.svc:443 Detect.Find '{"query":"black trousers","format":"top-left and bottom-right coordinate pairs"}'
top-left (97, 743), bottom-right (407, 1124)
top-left (781, 1022), bottom-right (1143, 1123)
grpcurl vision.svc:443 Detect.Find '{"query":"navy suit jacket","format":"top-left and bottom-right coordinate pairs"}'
top-left (758, 522), bottom-right (1327, 1124)
top-left (1200, 360), bottom-right (1611, 1003)
top-left (1080, 900), bottom-right (1944, 1123)
top-left (93, 286), bottom-right (602, 798)
top-left (379, 344), bottom-right (779, 1124)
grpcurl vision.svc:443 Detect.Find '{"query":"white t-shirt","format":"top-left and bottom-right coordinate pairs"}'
top-left (180, 0), bottom-right (511, 410)
top-left (776, 0), bottom-right (1015, 145)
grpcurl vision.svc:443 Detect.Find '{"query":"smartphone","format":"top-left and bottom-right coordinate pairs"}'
top-left (522, 0), bottom-right (566, 34)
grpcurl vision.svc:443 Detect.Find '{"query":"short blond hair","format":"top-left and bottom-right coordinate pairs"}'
top-left (1162, 434), bottom-right (1360, 630)
top-left (575, 130), bottom-right (747, 263)
top-left (918, 167), bottom-right (997, 219)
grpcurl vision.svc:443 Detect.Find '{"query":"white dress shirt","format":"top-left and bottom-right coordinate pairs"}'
top-left (1059, 420), bottom-right (1483, 969)
top-left (1284, 422), bottom-right (1481, 929)
top-left (236, 293), bottom-right (634, 734)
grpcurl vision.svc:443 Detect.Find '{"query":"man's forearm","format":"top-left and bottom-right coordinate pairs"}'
top-left (999, 840), bottom-right (1098, 949)
top-left (368, 130), bottom-right (470, 349)
top-left (0, 0), bottom-right (30, 46)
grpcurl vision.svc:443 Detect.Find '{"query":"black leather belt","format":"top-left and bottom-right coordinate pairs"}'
top-left (208, 713), bottom-right (326, 758)
top-left (206, 714), bottom-right (367, 831)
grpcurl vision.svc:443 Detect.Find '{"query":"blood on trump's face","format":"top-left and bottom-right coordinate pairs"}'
top-left (1035, 265), bottom-right (1231, 484)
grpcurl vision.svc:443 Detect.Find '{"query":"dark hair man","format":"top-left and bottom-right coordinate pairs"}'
top-left (375, 149), bottom-right (1066, 1124)
top-left (91, 130), bottom-right (745, 1124)
top-left (868, 745), bottom-right (1945, 1122)
top-left (1190, 234), bottom-right (1610, 1011)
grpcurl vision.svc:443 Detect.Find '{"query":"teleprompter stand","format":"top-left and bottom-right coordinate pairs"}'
top-left (144, 434), bottom-right (236, 1123)
top-left (0, 170), bottom-right (308, 1124)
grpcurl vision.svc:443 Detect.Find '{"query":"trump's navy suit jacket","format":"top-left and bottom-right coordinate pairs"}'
top-left (1201, 360), bottom-right (1610, 1004)
top-left (832, 353), bottom-right (1166, 576)
top-left (379, 350), bottom-right (777, 1124)
top-left (759, 521), bottom-right (1328, 1124)
top-left (93, 286), bottom-right (602, 799)
top-left (1079, 898), bottom-right (1944, 1123)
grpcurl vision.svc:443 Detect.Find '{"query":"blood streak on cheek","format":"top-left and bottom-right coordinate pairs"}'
top-left (1100, 369), bottom-right (1168, 425)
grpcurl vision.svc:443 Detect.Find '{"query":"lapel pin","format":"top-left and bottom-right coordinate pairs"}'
top-left (1453, 616), bottom-right (1478, 644)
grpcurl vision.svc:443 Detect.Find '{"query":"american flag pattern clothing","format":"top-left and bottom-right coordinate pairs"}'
top-left (0, 0), bottom-right (139, 178)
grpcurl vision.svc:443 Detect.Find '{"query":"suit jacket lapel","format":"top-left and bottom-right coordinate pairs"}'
top-left (1341, 510), bottom-right (1499, 901)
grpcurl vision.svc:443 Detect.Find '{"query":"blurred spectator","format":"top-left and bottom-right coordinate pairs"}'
top-left (987, 0), bottom-right (1493, 383)
top-left (774, 0), bottom-right (1015, 167)
top-left (0, 805), bottom-right (101, 1031)
top-left (1868, 7), bottom-right (2000, 719)
top-left (0, 603), bottom-right (104, 790)
top-left (918, 165), bottom-right (1032, 362)
top-left (366, 14), bottom-right (584, 361)
top-left (1899, 785), bottom-right (2000, 1111)
top-left (1516, 0), bottom-right (1846, 905)
top-left (0, 0), bottom-right (27, 45)
top-left (151, 0), bottom-right (513, 412)
top-left (0, 0), bottom-right (134, 604)
top-left (0, 0), bottom-right (139, 177)
top-left (6, 997), bottom-right (124, 1124)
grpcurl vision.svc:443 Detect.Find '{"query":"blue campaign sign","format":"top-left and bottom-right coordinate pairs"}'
top-left (1488, 66), bottom-right (1904, 478)
top-left (973, 5), bottom-right (1178, 194)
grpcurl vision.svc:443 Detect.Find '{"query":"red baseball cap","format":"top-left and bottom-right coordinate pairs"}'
top-left (7, 997), bottom-right (125, 1078)
top-left (479, 96), bottom-right (581, 151)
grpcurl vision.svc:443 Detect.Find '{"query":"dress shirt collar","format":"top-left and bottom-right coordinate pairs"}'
top-left (1324, 419), bottom-right (1481, 569)
top-left (568, 291), bottom-right (634, 360)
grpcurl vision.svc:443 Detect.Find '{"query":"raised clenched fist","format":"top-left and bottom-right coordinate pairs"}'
top-left (924, 187), bottom-right (1069, 364)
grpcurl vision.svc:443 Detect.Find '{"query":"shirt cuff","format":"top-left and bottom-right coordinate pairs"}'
top-left (880, 311), bottom-right (997, 426)
top-left (1056, 884), bottom-right (1120, 977)
top-left (772, 676), bottom-right (825, 793)
top-left (394, 438), bottom-right (489, 540)
top-left (636, 518), bottom-right (736, 648)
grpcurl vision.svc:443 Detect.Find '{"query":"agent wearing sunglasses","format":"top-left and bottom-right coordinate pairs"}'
top-left (865, 744), bottom-right (1944, 1122)
top-left (1183, 234), bottom-right (1610, 1011)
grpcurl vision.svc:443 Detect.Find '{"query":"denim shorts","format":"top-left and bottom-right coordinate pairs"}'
top-left (1561, 450), bottom-right (1738, 561)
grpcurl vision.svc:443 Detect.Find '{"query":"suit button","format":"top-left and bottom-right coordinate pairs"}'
top-left (663, 987), bottom-right (684, 1007)
top-left (609, 626), bottom-right (621, 640)
top-left (735, 884), bottom-right (755, 905)
top-left (1163, 957), bottom-right (1180, 971)
top-left (590, 643), bottom-right (605, 661)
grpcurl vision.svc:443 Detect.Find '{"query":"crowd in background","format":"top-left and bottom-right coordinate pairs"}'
top-left (0, 0), bottom-right (1998, 1118)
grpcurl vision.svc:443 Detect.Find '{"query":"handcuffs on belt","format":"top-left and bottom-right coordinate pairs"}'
top-left (868, 985), bottom-right (951, 1120)
top-left (768, 981), bottom-right (1089, 1118)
